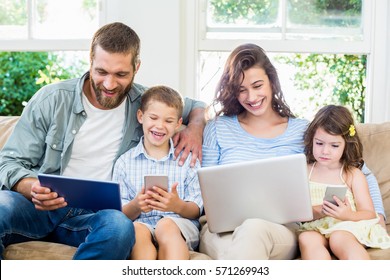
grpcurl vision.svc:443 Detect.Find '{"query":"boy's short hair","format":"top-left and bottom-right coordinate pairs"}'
top-left (140, 85), bottom-right (184, 118)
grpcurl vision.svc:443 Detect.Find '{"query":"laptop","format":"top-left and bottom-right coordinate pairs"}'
top-left (38, 174), bottom-right (122, 211)
top-left (197, 153), bottom-right (313, 233)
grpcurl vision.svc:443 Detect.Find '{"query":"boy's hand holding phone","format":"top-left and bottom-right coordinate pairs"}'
top-left (143, 175), bottom-right (186, 213)
top-left (135, 186), bottom-right (153, 213)
top-left (146, 182), bottom-right (182, 213)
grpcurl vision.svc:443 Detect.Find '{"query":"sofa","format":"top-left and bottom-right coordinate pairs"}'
top-left (1, 116), bottom-right (389, 260)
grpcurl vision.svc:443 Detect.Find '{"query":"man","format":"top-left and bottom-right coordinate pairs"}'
top-left (0, 22), bottom-right (206, 260)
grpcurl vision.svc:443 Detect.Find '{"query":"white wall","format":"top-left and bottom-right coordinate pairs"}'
top-left (386, 2), bottom-right (390, 121)
top-left (105, 0), bottom-right (182, 92)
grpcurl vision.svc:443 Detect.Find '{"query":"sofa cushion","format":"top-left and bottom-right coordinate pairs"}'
top-left (356, 122), bottom-right (390, 224)
top-left (367, 247), bottom-right (390, 260)
top-left (3, 241), bottom-right (212, 260)
top-left (4, 241), bottom-right (76, 260)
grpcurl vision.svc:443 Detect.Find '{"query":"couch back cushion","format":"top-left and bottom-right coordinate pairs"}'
top-left (0, 116), bottom-right (20, 149)
top-left (357, 122), bottom-right (390, 224)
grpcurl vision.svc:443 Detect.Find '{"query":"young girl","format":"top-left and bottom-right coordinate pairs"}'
top-left (299, 105), bottom-right (390, 260)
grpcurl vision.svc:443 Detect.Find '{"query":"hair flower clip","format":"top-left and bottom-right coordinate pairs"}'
top-left (349, 124), bottom-right (356, 137)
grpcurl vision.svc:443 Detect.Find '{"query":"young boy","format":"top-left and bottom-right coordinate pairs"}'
top-left (112, 85), bottom-right (203, 260)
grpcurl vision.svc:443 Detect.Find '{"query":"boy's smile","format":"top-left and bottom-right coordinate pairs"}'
top-left (137, 100), bottom-right (182, 159)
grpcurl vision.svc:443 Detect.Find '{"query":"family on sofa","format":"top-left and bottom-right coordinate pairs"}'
top-left (1, 22), bottom-right (389, 260)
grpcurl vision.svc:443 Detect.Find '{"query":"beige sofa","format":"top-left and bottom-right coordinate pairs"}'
top-left (1, 116), bottom-right (389, 260)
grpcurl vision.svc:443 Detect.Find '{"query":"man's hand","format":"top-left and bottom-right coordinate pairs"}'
top-left (30, 180), bottom-right (67, 211)
top-left (13, 177), bottom-right (66, 211)
top-left (172, 124), bottom-right (203, 167)
top-left (172, 107), bottom-right (205, 167)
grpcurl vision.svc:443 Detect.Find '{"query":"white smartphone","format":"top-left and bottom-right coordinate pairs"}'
top-left (324, 186), bottom-right (348, 205)
top-left (144, 175), bottom-right (169, 193)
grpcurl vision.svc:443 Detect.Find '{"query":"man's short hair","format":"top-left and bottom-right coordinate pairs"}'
top-left (90, 22), bottom-right (140, 70)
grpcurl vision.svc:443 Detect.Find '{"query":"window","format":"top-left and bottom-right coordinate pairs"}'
top-left (191, 0), bottom-right (381, 122)
top-left (0, 0), bottom-right (102, 116)
top-left (0, 0), bottom-right (103, 50)
top-left (205, 0), bottom-right (364, 41)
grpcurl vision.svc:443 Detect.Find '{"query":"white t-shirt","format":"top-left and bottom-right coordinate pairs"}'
top-left (62, 94), bottom-right (126, 180)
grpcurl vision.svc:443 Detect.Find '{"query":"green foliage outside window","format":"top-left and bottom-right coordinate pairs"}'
top-left (209, 0), bottom-right (362, 26)
top-left (275, 54), bottom-right (366, 122)
top-left (288, 0), bottom-right (361, 26)
top-left (0, 52), bottom-right (87, 116)
top-left (0, 0), bottom-right (26, 25)
top-left (82, 0), bottom-right (98, 20)
top-left (209, 0), bottom-right (278, 24)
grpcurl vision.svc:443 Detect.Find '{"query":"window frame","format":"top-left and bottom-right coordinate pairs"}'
top-left (184, 0), bottom-right (389, 123)
top-left (199, 0), bottom-right (372, 53)
top-left (0, 0), bottom-right (106, 51)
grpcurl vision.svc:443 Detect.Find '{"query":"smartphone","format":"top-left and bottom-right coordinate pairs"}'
top-left (144, 175), bottom-right (169, 193)
top-left (324, 186), bottom-right (347, 205)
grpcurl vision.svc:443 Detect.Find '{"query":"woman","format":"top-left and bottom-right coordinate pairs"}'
top-left (199, 43), bottom-right (385, 260)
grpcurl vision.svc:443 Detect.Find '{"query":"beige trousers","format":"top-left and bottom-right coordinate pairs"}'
top-left (199, 218), bottom-right (299, 260)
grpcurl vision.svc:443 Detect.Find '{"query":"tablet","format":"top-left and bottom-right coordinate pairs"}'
top-left (38, 174), bottom-right (122, 211)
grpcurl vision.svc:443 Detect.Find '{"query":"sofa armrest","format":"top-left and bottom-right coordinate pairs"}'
top-left (356, 122), bottom-right (390, 224)
top-left (0, 116), bottom-right (20, 149)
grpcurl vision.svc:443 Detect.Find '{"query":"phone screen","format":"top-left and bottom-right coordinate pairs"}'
top-left (144, 175), bottom-right (168, 193)
top-left (324, 186), bottom-right (347, 205)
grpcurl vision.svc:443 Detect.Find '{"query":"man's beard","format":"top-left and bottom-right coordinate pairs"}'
top-left (90, 77), bottom-right (133, 109)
